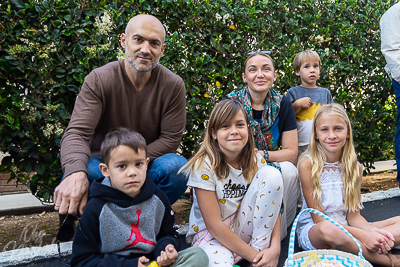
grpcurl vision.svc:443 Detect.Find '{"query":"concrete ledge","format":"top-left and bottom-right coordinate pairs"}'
top-left (0, 242), bottom-right (72, 266)
top-left (0, 206), bottom-right (55, 217)
top-left (361, 187), bottom-right (400, 202)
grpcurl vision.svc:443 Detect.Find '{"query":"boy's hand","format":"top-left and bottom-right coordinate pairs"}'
top-left (138, 256), bottom-right (149, 267)
top-left (157, 244), bottom-right (178, 266)
top-left (297, 97), bottom-right (312, 109)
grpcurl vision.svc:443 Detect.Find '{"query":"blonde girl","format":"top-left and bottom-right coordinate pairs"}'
top-left (297, 103), bottom-right (400, 266)
top-left (182, 99), bottom-right (283, 267)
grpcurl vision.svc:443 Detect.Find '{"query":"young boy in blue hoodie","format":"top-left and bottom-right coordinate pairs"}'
top-left (70, 127), bottom-right (208, 267)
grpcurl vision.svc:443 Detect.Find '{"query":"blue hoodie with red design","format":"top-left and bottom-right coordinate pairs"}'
top-left (70, 175), bottom-right (179, 267)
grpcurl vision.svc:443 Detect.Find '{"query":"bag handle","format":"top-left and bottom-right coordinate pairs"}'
top-left (287, 208), bottom-right (365, 267)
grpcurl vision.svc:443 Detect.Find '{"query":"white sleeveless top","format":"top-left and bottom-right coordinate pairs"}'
top-left (297, 159), bottom-right (348, 236)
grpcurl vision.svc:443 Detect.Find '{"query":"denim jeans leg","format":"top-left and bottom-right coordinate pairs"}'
top-left (86, 156), bottom-right (103, 184)
top-left (61, 156), bottom-right (103, 185)
top-left (393, 79), bottom-right (400, 184)
top-left (147, 153), bottom-right (188, 204)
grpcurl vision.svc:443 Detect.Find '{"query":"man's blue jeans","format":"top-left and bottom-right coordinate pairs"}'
top-left (85, 153), bottom-right (188, 204)
top-left (393, 79), bottom-right (400, 184)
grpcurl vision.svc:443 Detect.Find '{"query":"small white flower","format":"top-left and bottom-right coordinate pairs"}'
top-left (216, 13), bottom-right (222, 21)
top-left (39, 53), bottom-right (49, 59)
top-left (116, 48), bottom-right (125, 60)
top-left (20, 38), bottom-right (30, 45)
top-left (54, 123), bottom-right (64, 136)
top-left (43, 124), bottom-right (54, 139)
top-left (370, 29), bottom-right (379, 37)
top-left (86, 46), bottom-right (97, 57)
top-left (315, 35), bottom-right (324, 44)
top-left (94, 11), bottom-right (113, 35)
top-left (222, 13), bottom-right (230, 23)
top-left (325, 48), bottom-right (329, 53)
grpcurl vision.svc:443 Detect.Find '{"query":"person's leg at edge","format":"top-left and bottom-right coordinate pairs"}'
top-left (393, 79), bottom-right (400, 186)
top-left (61, 156), bottom-right (103, 184)
top-left (170, 246), bottom-right (209, 267)
top-left (147, 153), bottom-right (188, 204)
top-left (279, 161), bottom-right (300, 239)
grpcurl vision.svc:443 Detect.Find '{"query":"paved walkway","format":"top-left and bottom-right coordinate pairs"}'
top-left (369, 160), bottom-right (397, 173)
top-left (0, 194), bottom-right (54, 216)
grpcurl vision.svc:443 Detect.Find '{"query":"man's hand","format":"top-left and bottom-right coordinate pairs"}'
top-left (157, 244), bottom-right (178, 266)
top-left (53, 171), bottom-right (89, 216)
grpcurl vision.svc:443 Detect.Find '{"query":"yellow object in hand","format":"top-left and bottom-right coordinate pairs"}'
top-left (148, 261), bottom-right (161, 267)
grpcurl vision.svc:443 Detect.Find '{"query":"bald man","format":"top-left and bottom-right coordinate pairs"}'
top-left (54, 15), bottom-right (187, 216)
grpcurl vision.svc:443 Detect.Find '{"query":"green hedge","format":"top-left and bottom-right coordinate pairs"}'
top-left (0, 0), bottom-right (395, 201)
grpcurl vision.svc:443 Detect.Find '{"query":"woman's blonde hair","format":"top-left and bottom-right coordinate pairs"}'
top-left (180, 99), bottom-right (258, 182)
top-left (300, 103), bottom-right (362, 212)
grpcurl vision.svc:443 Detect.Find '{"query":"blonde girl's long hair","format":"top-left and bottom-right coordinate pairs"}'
top-left (301, 103), bottom-right (363, 212)
top-left (180, 99), bottom-right (258, 182)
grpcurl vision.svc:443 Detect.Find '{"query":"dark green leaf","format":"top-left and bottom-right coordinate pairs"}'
top-left (12, 0), bottom-right (25, 9)
top-left (35, 162), bottom-right (45, 175)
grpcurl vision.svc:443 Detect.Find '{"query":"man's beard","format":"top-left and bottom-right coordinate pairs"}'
top-left (126, 52), bottom-right (159, 73)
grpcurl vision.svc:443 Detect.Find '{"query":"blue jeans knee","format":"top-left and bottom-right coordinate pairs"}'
top-left (147, 153), bottom-right (188, 204)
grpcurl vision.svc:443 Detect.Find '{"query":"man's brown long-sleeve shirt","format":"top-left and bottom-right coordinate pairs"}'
top-left (61, 61), bottom-right (186, 178)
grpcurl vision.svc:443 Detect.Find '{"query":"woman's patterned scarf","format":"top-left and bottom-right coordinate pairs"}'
top-left (226, 86), bottom-right (283, 172)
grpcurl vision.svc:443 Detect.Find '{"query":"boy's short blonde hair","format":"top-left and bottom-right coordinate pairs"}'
top-left (293, 50), bottom-right (321, 72)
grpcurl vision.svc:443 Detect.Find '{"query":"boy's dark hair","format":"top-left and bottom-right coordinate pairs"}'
top-left (100, 127), bottom-right (147, 165)
top-left (293, 50), bottom-right (321, 72)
